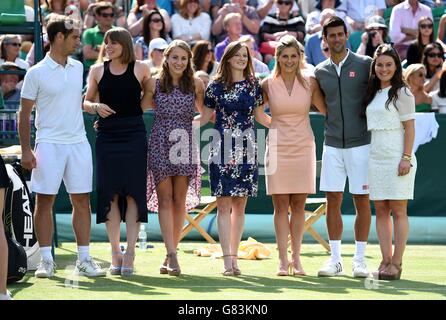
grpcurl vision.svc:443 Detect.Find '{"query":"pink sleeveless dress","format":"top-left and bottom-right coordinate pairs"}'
top-left (264, 75), bottom-right (316, 195)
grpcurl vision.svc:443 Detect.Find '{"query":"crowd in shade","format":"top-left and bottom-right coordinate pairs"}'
top-left (2, 0), bottom-right (446, 112)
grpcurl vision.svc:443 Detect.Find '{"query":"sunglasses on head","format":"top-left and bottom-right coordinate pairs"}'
top-left (151, 18), bottom-right (163, 23)
top-left (427, 52), bottom-right (443, 58)
top-left (277, 0), bottom-right (292, 5)
top-left (100, 12), bottom-right (115, 18)
top-left (5, 42), bottom-right (21, 47)
top-left (420, 24), bottom-right (433, 29)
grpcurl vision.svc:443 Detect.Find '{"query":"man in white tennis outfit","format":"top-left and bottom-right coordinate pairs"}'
top-left (19, 15), bottom-right (105, 278)
top-left (314, 16), bottom-right (372, 278)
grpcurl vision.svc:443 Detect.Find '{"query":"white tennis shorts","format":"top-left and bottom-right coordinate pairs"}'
top-left (320, 144), bottom-right (370, 194)
top-left (31, 141), bottom-right (93, 195)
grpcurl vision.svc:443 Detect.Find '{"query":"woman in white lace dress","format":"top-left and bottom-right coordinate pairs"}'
top-left (364, 44), bottom-right (416, 281)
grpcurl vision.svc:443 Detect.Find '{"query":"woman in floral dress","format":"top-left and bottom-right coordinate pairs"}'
top-left (145, 40), bottom-right (204, 276)
top-left (195, 41), bottom-right (271, 276)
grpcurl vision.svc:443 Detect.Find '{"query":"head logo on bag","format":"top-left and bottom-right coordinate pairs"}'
top-left (3, 162), bottom-right (40, 271)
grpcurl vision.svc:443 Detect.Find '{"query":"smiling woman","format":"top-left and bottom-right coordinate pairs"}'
top-left (83, 27), bottom-right (152, 277)
top-left (145, 40), bottom-right (204, 277)
top-left (194, 40), bottom-right (270, 277)
top-left (365, 44), bottom-right (417, 281)
top-left (262, 35), bottom-right (326, 277)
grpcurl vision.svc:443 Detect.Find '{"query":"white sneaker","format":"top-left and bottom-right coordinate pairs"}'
top-left (35, 259), bottom-right (56, 278)
top-left (75, 257), bottom-right (106, 277)
top-left (352, 259), bottom-right (370, 278)
top-left (0, 290), bottom-right (12, 300)
top-left (318, 260), bottom-right (344, 277)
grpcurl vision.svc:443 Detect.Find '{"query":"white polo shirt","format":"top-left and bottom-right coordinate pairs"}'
top-left (21, 54), bottom-right (87, 144)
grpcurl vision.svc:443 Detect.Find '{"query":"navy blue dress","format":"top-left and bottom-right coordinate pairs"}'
top-left (204, 78), bottom-right (263, 197)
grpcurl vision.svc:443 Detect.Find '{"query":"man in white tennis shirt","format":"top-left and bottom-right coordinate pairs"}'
top-left (18, 15), bottom-right (105, 278)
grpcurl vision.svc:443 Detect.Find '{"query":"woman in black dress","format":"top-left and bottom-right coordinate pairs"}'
top-left (84, 28), bottom-right (152, 276)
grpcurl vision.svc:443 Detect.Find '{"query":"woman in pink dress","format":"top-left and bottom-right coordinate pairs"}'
top-left (263, 35), bottom-right (326, 276)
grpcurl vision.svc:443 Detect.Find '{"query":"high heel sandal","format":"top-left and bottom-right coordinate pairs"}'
top-left (289, 260), bottom-right (306, 276)
top-left (222, 255), bottom-right (234, 276)
top-left (231, 255), bottom-right (241, 276)
top-left (379, 262), bottom-right (402, 281)
top-left (159, 255), bottom-right (168, 275)
top-left (167, 252), bottom-right (181, 276)
top-left (121, 252), bottom-right (135, 276)
top-left (276, 260), bottom-right (289, 276)
top-left (109, 251), bottom-right (123, 275)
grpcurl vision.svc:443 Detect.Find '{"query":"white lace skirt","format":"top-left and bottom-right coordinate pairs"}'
top-left (368, 129), bottom-right (417, 201)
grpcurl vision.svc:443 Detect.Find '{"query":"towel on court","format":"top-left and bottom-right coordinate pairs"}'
top-left (194, 237), bottom-right (271, 260)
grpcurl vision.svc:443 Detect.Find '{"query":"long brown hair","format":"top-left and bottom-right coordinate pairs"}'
top-left (192, 40), bottom-right (214, 74)
top-left (416, 17), bottom-right (434, 48)
top-left (159, 40), bottom-right (195, 94)
top-left (178, 0), bottom-right (201, 19)
top-left (142, 10), bottom-right (167, 46)
top-left (213, 41), bottom-right (255, 89)
top-left (422, 42), bottom-right (444, 78)
top-left (364, 44), bottom-right (407, 111)
top-left (273, 35), bottom-right (309, 90)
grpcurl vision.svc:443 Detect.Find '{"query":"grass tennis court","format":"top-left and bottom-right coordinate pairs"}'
top-left (8, 242), bottom-right (446, 300)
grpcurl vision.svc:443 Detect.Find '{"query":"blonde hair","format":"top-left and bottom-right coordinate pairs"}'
top-left (404, 63), bottom-right (426, 83)
top-left (104, 27), bottom-right (135, 64)
top-left (273, 35), bottom-right (308, 90)
top-left (223, 13), bottom-right (242, 30)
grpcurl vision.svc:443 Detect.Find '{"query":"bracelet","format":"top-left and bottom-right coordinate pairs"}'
top-left (402, 154), bottom-right (412, 161)
top-left (91, 103), bottom-right (99, 113)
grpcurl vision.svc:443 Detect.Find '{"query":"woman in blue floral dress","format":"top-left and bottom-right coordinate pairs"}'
top-left (196, 41), bottom-right (271, 276)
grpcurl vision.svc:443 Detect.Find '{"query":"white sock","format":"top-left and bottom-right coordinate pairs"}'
top-left (354, 241), bottom-right (367, 261)
top-left (329, 240), bottom-right (342, 262)
top-left (78, 246), bottom-right (90, 262)
top-left (40, 247), bottom-right (53, 262)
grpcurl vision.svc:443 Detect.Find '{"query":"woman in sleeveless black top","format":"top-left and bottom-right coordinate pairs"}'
top-left (84, 28), bottom-right (152, 275)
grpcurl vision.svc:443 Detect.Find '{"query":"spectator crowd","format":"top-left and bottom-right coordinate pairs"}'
top-left (2, 0), bottom-right (446, 113)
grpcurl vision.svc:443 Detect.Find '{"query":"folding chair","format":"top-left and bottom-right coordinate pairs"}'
top-left (288, 161), bottom-right (330, 252)
top-left (180, 196), bottom-right (217, 244)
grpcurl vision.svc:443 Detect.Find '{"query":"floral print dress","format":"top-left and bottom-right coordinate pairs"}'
top-left (204, 78), bottom-right (263, 197)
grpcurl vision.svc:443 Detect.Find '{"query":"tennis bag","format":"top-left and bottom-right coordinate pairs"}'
top-left (6, 236), bottom-right (27, 284)
top-left (3, 161), bottom-right (40, 271)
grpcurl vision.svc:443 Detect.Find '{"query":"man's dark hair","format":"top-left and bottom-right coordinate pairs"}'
top-left (323, 16), bottom-right (347, 38)
top-left (46, 15), bottom-right (78, 44)
top-left (94, 2), bottom-right (115, 16)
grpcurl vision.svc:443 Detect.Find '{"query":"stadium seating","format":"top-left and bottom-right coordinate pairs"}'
top-left (0, 0), bottom-right (26, 26)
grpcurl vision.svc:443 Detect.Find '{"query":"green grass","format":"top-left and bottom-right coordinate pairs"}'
top-left (8, 243), bottom-right (446, 300)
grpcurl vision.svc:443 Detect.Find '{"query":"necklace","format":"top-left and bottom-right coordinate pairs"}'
top-left (284, 80), bottom-right (294, 96)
